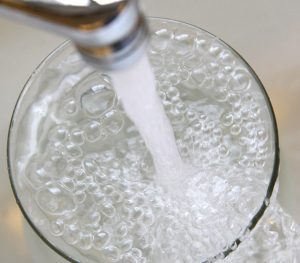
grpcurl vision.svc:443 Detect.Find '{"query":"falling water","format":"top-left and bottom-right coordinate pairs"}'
top-left (110, 54), bottom-right (185, 193)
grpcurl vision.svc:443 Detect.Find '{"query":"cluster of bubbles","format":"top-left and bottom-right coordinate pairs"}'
top-left (224, 200), bottom-right (300, 263)
top-left (18, 20), bottom-right (281, 263)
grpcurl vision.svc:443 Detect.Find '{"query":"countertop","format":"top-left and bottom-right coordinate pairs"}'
top-left (0, 0), bottom-right (300, 262)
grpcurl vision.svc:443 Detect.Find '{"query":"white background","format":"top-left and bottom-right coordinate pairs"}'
top-left (0, 0), bottom-right (300, 262)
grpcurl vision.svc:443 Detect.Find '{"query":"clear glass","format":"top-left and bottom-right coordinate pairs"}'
top-left (8, 18), bottom-right (279, 262)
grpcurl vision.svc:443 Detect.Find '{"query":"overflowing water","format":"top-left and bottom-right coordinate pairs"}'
top-left (9, 19), bottom-right (300, 263)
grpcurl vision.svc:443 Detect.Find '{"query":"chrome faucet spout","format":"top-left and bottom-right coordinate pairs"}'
top-left (0, 0), bottom-right (148, 70)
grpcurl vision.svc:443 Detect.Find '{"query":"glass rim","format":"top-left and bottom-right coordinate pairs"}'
top-left (7, 17), bottom-right (280, 263)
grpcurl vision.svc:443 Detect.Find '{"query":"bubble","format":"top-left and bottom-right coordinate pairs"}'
top-left (99, 149), bottom-right (116, 163)
top-left (195, 37), bottom-right (210, 53)
top-left (122, 252), bottom-right (138, 263)
top-left (70, 128), bottom-right (85, 145)
top-left (111, 191), bottom-right (123, 203)
top-left (184, 54), bottom-right (202, 69)
top-left (208, 61), bottom-right (220, 75)
top-left (116, 222), bottom-right (129, 238)
top-left (229, 69), bottom-right (251, 91)
top-left (221, 112), bottom-right (233, 127)
top-left (103, 245), bottom-right (120, 262)
top-left (173, 33), bottom-right (194, 56)
top-left (25, 156), bottom-right (52, 189)
top-left (213, 85), bottom-right (228, 102)
top-left (62, 97), bottom-right (77, 115)
top-left (77, 73), bottom-right (116, 118)
top-left (75, 182), bottom-right (89, 196)
top-left (63, 224), bottom-right (79, 245)
top-left (93, 231), bottom-right (110, 250)
top-left (219, 50), bottom-right (235, 65)
top-left (209, 45), bottom-right (222, 57)
top-left (166, 86), bottom-right (180, 99)
top-left (49, 218), bottom-right (64, 236)
top-left (250, 103), bottom-right (261, 116)
top-left (65, 143), bottom-right (83, 158)
top-left (83, 158), bottom-right (99, 174)
top-left (257, 127), bottom-right (268, 142)
top-left (132, 222), bottom-right (147, 237)
top-left (228, 93), bottom-right (241, 105)
top-left (82, 120), bottom-right (102, 142)
top-left (150, 28), bottom-right (173, 53)
top-left (133, 193), bottom-right (146, 206)
top-left (74, 191), bottom-right (86, 204)
top-left (118, 238), bottom-right (133, 252)
top-left (255, 158), bottom-right (266, 169)
top-left (73, 167), bottom-right (87, 182)
top-left (169, 73), bottom-right (181, 85)
top-left (78, 231), bottom-right (93, 250)
top-left (104, 113), bottom-right (124, 134)
top-left (136, 235), bottom-right (153, 250)
top-left (219, 144), bottom-right (229, 157)
top-left (36, 183), bottom-right (76, 215)
top-left (59, 176), bottom-right (75, 192)
top-left (192, 67), bottom-right (206, 85)
top-left (180, 68), bottom-right (190, 81)
top-left (82, 211), bottom-right (101, 228)
top-left (48, 125), bottom-right (69, 142)
top-left (185, 110), bottom-right (197, 122)
top-left (239, 156), bottom-right (250, 168)
top-left (162, 100), bottom-right (172, 112)
top-left (100, 200), bottom-right (116, 218)
top-left (131, 207), bottom-right (144, 221)
top-left (231, 124), bottom-right (241, 136)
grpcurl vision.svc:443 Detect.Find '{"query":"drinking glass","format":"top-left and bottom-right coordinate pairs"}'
top-left (7, 18), bottom-right (279, 263)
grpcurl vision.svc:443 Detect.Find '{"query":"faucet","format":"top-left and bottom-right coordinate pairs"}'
top-left (0, 0), bottom-right (148, 70)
